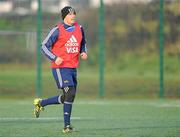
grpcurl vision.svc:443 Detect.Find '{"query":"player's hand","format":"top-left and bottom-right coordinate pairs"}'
top-left (80, 52), bottom-right (88, 60)
top-left (55, 57), bottom-right (63, 65)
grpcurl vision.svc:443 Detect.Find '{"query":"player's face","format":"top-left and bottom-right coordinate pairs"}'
top-left (64, 12), bottom-right (76, 26)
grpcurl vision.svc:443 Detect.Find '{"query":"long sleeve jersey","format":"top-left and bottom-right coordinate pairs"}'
top-left (41, 22), bottom-right (87, 61)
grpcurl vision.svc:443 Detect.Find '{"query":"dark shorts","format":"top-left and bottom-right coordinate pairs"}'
top-left (52, 68), bottom-right (77, 89)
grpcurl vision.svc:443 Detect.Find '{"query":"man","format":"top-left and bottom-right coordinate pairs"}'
top-left (33, 6), bottom-right (87, 133)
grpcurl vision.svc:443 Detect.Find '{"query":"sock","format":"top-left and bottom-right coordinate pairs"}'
top-left (40, 95), bottom-right (62, 107)
top-left (63, 102), bottom-right (72, 127)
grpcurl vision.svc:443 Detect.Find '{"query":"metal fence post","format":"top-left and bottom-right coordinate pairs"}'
top-left (36, 0), bottom-right (42, 97)
top-left (98, 0), bottom-right (105, 98)
top-left (159, 0), bottom-right (165, 98)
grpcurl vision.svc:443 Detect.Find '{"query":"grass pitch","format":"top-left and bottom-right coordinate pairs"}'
top-left (0, 99), bottom-right (180, 137)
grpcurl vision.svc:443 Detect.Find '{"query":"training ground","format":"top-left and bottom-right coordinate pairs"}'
top-left (0, 99), bottom-right (179, 137)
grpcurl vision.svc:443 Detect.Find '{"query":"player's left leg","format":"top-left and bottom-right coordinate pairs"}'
top-left (62, 86), bottom-right (76, 133)
top-left (60, 68), bottom-right (77, 133)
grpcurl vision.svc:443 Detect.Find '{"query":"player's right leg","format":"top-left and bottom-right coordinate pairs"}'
top-left (33, 98), bottom-right (44, 118)
top-left (33, 68), bottom-right (65, 118)
top-left (33, 95), bottom-right (65, 118)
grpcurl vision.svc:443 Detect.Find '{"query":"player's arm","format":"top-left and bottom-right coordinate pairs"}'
top-left (80, 26), bottom-right (88, 60)
top-left (41, 27), bottom-right (59, 61)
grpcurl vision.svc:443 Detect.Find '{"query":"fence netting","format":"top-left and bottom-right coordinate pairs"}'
top-left (0, 0), bottom-right (179, 98)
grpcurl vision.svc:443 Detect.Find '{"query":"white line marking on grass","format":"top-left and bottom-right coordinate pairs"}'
top-left (75, 101), bottom-right (180, 108)
top-left (0, 117), bottom-right (90, 122)
top-left (156, 104), bottom-right (180, 108)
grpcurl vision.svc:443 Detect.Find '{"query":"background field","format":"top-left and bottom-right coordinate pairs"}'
top-left (0, 0), bottom-right (180, 99)
top-left (0, 61), bottom-right (179, 99)
top-left (0, 99), bottom-right (180, 137)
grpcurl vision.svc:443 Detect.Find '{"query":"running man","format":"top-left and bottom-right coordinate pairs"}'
top-left (33, 6), bottom-right (87, 133)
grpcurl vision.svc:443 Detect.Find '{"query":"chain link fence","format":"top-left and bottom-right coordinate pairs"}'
top-left (0, 0), bottom-right (179, 98)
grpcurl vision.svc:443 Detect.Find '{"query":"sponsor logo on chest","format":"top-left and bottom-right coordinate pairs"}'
top-left (65, 35), bottom-right (79, 53)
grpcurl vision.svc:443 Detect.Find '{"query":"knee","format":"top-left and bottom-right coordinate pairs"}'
top-left (63, 87), bottom-right (76, 103)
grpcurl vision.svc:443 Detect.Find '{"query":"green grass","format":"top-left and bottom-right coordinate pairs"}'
top-left (0, 99), bottom-right (180, 137)
top-left (0, 66), bottom-right (180, 99)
